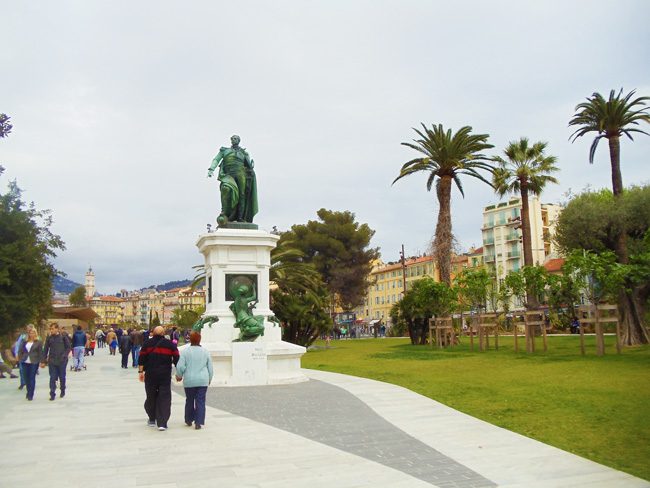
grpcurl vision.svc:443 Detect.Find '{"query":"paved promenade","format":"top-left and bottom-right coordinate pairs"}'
top-left (0, 348), bottom-right (647, 488)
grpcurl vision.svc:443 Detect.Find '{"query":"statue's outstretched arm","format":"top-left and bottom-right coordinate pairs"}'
top-left (208, 151), bottom-right (224, 177)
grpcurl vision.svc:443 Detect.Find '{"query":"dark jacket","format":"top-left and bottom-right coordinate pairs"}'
top-left (119, 334), bottom-right (132, 354)
top-left (43, 333), bottom-right (71, 366)
top-left (19, 340), bottom-right (44, 364)
top-left (139, 335), bottom-right (179, 374)
top-left (130, 330), bottom-right (144, 347)
top-left (72, 330), bottom-right (87, 348)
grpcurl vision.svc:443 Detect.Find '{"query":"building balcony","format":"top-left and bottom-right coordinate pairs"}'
top-left (505, 233), bottom-right (519, 242)
top-left (507, 251), bottom-right (520, 259)
top-left (484, 254), bottom-right (496, 263)
top-left (483, 238), bottom-right (495, 245)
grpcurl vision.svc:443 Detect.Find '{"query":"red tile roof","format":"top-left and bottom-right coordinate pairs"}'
top-left (544, 258), bottom-right (565, 273)
top-left (96, 296), bottom-right (125, 302)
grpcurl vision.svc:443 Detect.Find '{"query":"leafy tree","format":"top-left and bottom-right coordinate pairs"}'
top-left (392, 277), bottom-right (457, 345)
top-left (564, 250), bottom-right (628, 307)
top-left (0, 172), bottom-right (65, 337)
top-left (272, 284), bottom-right (332, 347)
top-left (171, 307), bottom-right (203, 330)
top-left (69, 285), bottom-right (87, 307)
top-left (388, 301), bottom-right (408, 337)
top-left (454, 267), bottom-right (492, 312)
top-left (492, 137), bottom-right (559, 307)
top-left (555, 186), bottom-right (650, 344)
top-left (555, 188), bottom-right (622, 254)
top-left (503, 266), bottom-right (549, 310)
top-left (279, 209), bottom-right (379, 310)
top-left (546, 273), bottom-right (582, 329)
top-left (394, 124), bottom-right (494, 285)
top-left (0, 114), bottom-right (12, 139)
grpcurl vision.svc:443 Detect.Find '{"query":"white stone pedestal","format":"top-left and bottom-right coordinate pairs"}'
top-left (195, 228), bottom-right (307, 386)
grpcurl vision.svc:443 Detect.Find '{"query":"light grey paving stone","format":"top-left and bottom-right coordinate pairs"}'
top-left (0, 349), bottom-right (437, 488)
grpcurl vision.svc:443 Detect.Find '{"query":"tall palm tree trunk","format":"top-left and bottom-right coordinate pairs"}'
top-left (520, 185), bottom-right (539, 309)
top-left (607, 136), bottom-right (649, 344)
top-left (434, 176), bottom-right (453, 285)
top-left (608, 135), bottom-right (624, 197)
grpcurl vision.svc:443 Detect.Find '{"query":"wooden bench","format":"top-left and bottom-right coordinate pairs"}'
top-left (428, 317), bottom-right (456, 349)
top-left (577, 304), bottom-right (620, 356)
top-left (478, 313), bottom-right (498, 351)
top-left (524, 310), bottom-right (547, 353)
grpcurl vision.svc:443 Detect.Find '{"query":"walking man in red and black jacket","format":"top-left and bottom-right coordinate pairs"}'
top-left (138, 326), bottom-right (179, 431)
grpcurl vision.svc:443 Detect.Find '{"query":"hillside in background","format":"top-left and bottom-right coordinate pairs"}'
top-left (143, 279), bottom-right (193, 292)
top-left (52, 274), bottom-right (193, 296)
top-left (52, 275), bottom-right (82, 294)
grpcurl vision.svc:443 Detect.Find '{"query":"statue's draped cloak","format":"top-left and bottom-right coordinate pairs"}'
top-left (217, 146), bottom-right (258, 222)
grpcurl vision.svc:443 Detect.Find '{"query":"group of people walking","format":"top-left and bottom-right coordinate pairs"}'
top-left (2, 323), bottom-right (214, 432)
top-left (1, 323), bottom-right (84, 401)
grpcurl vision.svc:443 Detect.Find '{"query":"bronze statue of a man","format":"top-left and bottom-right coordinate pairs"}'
top-left (208, 135), bottom-right (258, 225)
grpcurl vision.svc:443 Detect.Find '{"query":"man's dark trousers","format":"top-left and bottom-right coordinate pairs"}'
top-left (49, 362), bottom-right (67, 397)
top-left (144, 370), bottom-right (171, 428)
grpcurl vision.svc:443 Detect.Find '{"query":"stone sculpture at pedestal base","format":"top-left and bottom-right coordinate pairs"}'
top-left (195, 228), bottom-right (307, 386)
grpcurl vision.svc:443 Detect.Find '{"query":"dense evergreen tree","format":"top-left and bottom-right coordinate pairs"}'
top-left (0, 171), bottom-right (65, 336)
top-left (279, 209), bottom-right (379, 310)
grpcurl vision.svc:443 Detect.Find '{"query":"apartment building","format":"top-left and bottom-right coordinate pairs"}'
top-left (481, 196), bottom-right (561, 281)
top-left (89, 295), bottom-right (124, 326)
top-left (358, 254), bottom-right (438, 325)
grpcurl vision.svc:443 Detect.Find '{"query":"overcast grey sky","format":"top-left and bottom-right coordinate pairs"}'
top-left (2, 1), bottom-right (649, 293)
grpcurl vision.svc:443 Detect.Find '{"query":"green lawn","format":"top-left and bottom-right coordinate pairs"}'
top-left (302, 335), bottom-right (650, 481)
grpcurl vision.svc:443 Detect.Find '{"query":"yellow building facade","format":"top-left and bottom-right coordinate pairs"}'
top-left (358, 255), bottom-right (438, 324)
top-left (89, 296), bottom-right (125, 326)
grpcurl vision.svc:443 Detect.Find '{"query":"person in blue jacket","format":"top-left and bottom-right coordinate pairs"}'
top-left (175, 331), bottom-right (213, 430)
top-left (71, 326), bottom-right (87, 371)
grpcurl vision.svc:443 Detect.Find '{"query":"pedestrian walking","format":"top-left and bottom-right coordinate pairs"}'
top-left (119, 332), bottom-right (132, 369)
top-left (41, 322), bottom-right (71, 400)
top-left (138, 326), bottom-right (179, 431)
top-left (71, 326), bottom-right (87, 371)
top-left (18, 328), bottom-right (44, 401)
top-left (175, 332), bottom-right (213, 430)
top-left (13, 324), bottom-right (36, 390)
top-left (130, 328), bottom-right (144, 368)
top-left (106, 329), bottom-right (118, 355)
top-left (95, 328), bottom-right (105, 348)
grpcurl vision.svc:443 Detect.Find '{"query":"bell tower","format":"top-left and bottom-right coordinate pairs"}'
top-left (85, 266), bottom-right (96, 298)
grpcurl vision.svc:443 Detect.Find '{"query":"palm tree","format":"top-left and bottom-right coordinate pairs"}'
top-left (492, 138), bottom-right (559, 309)
top-left (569, 88), bottom-right (650, 198)
top-left (569, 89), bottom-right (650, 345)
top-left (393, 124), bottom-right (494, 285)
